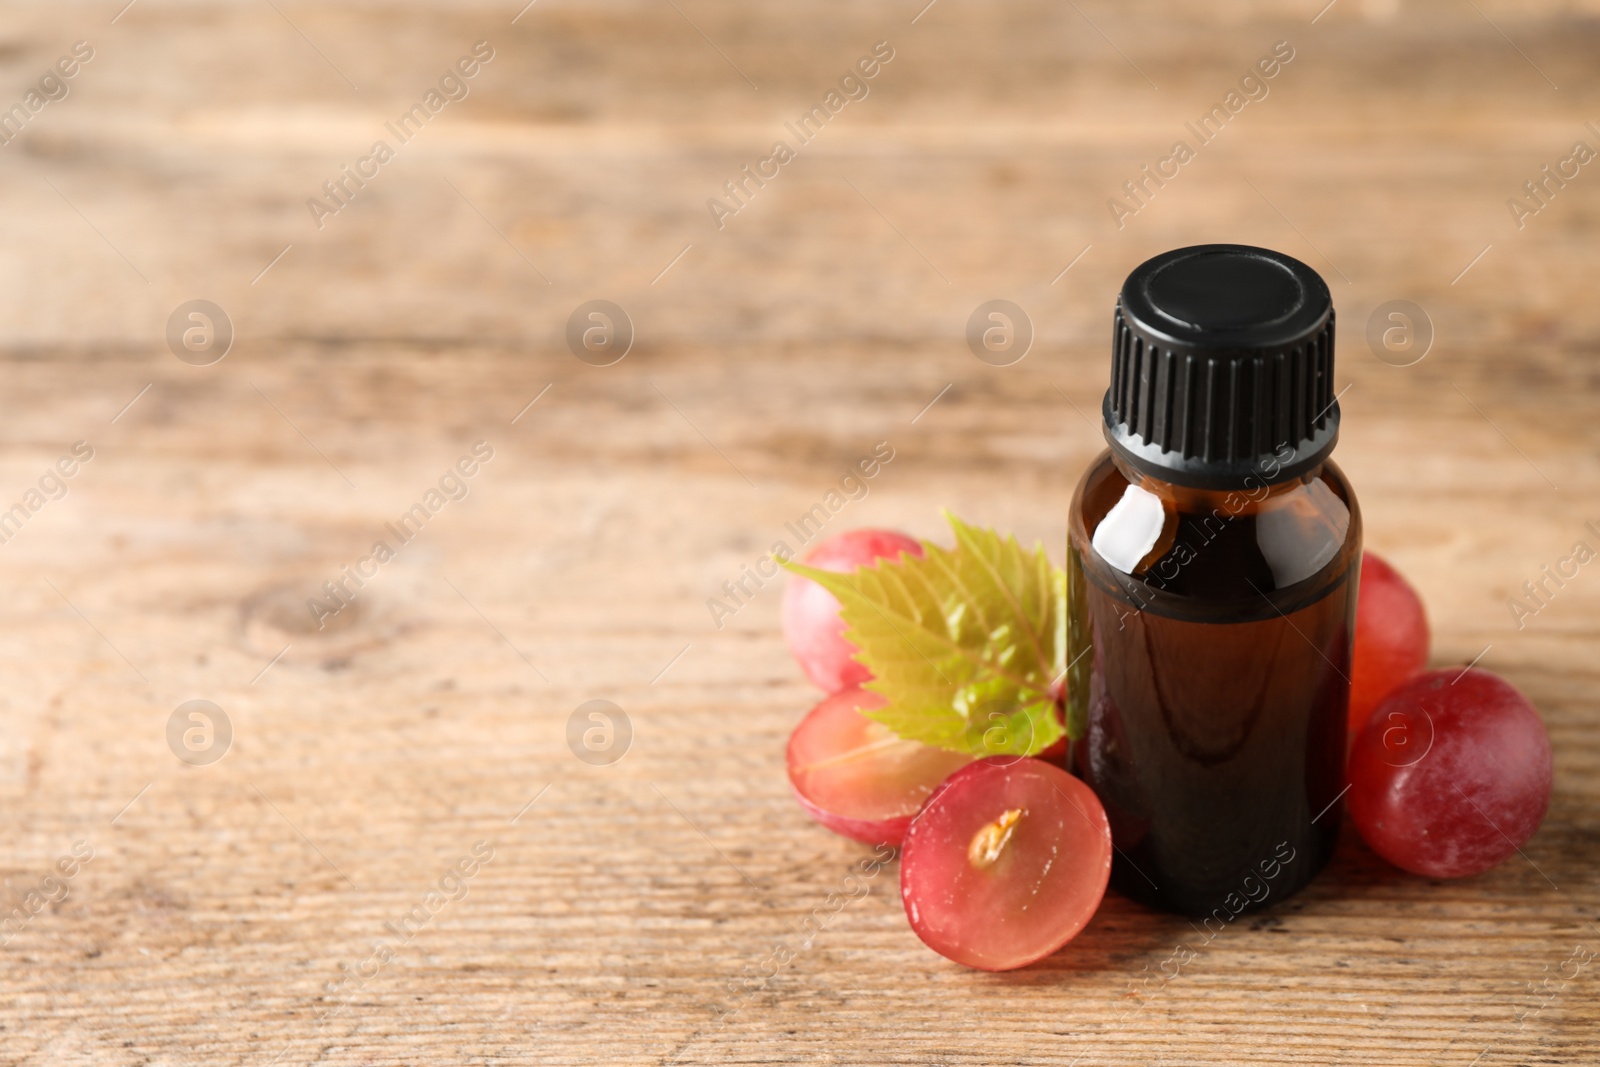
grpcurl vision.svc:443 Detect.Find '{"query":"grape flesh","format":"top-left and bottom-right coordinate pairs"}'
top-left (781, 528), bottom-right (923, 692)
top-left (786, 687), bottom-right (972, 847)
top-left (900, 757), bottom-right (1111, 971)
top-left (1349, 552), bottom-right (1430, 737)
top-left (1347, 668), bottom-right (1551, 879)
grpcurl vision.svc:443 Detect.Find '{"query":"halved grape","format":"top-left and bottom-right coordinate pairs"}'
top-left (1349, 552), bottom-right (1430, 737)
top-left (786, 687), bottom-right (972, 847)
top-left (900, 757), bottom-right (1111, 970)
top-left (1348, 668), bottom-right (1551, 879)
top-left (781, 529), bottom-right (924, 692)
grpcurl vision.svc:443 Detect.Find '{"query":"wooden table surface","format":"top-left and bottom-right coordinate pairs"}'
top-left (1, 1), bottom-right (1597, 1064)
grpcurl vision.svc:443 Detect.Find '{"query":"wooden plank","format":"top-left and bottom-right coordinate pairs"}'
top-left (0, 1), bottom-right (1597, 1064)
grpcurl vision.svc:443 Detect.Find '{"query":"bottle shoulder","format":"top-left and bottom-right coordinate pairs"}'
top-left (1068, 448), bottom-right (1362, 620)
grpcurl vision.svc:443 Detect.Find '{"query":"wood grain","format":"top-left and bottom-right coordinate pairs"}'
top-left (0, 1), bottom-right (1597, 1064)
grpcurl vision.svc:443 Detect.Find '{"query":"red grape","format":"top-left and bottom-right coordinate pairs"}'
top-left (781, 529), bottom-right (923, 692)
top-left (900, 757), bottom-right (1111, 970)
top-left (1348, 668), bottom-right (1551, 879)
top-left (786, 687), bottom-right (972, 847)
top-left (1349, 552), bottom-right (1430, 737)
top-left (1036, 678), bottom-right (1069, 766)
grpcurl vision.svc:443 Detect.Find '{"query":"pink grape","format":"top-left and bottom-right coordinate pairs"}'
top-left (1348, 668), bottom-right (1551, 879)
top-left (781, 528), bottom-right (923, 692)
top-left (900, 757), bottom-right (1111, 971)
top-left (786, 687), bottom-right (972, 848)
top-left (1349, 552), bottom-right (1431, 738)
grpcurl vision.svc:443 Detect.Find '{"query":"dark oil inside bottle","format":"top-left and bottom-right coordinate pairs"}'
top-left (1067, 452), bottom-right (1360, 917)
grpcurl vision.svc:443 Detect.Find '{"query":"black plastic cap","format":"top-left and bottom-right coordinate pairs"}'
top-left (1103, 244), bottom-right (1338, 490)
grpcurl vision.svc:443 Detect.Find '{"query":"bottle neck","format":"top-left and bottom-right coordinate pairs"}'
top-left (1106, 449), bottom-right (1322, 513)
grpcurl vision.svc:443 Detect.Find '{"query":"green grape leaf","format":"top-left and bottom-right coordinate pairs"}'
top-left (783, 512), bottom-right (1070, 757)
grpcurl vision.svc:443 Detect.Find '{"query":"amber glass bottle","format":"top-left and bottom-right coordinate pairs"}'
top-left (1066, 245), bottom-right (1360, 917)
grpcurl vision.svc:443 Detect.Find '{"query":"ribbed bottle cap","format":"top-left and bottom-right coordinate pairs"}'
top-left (1104, 244), bottom-right (1338, 489)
